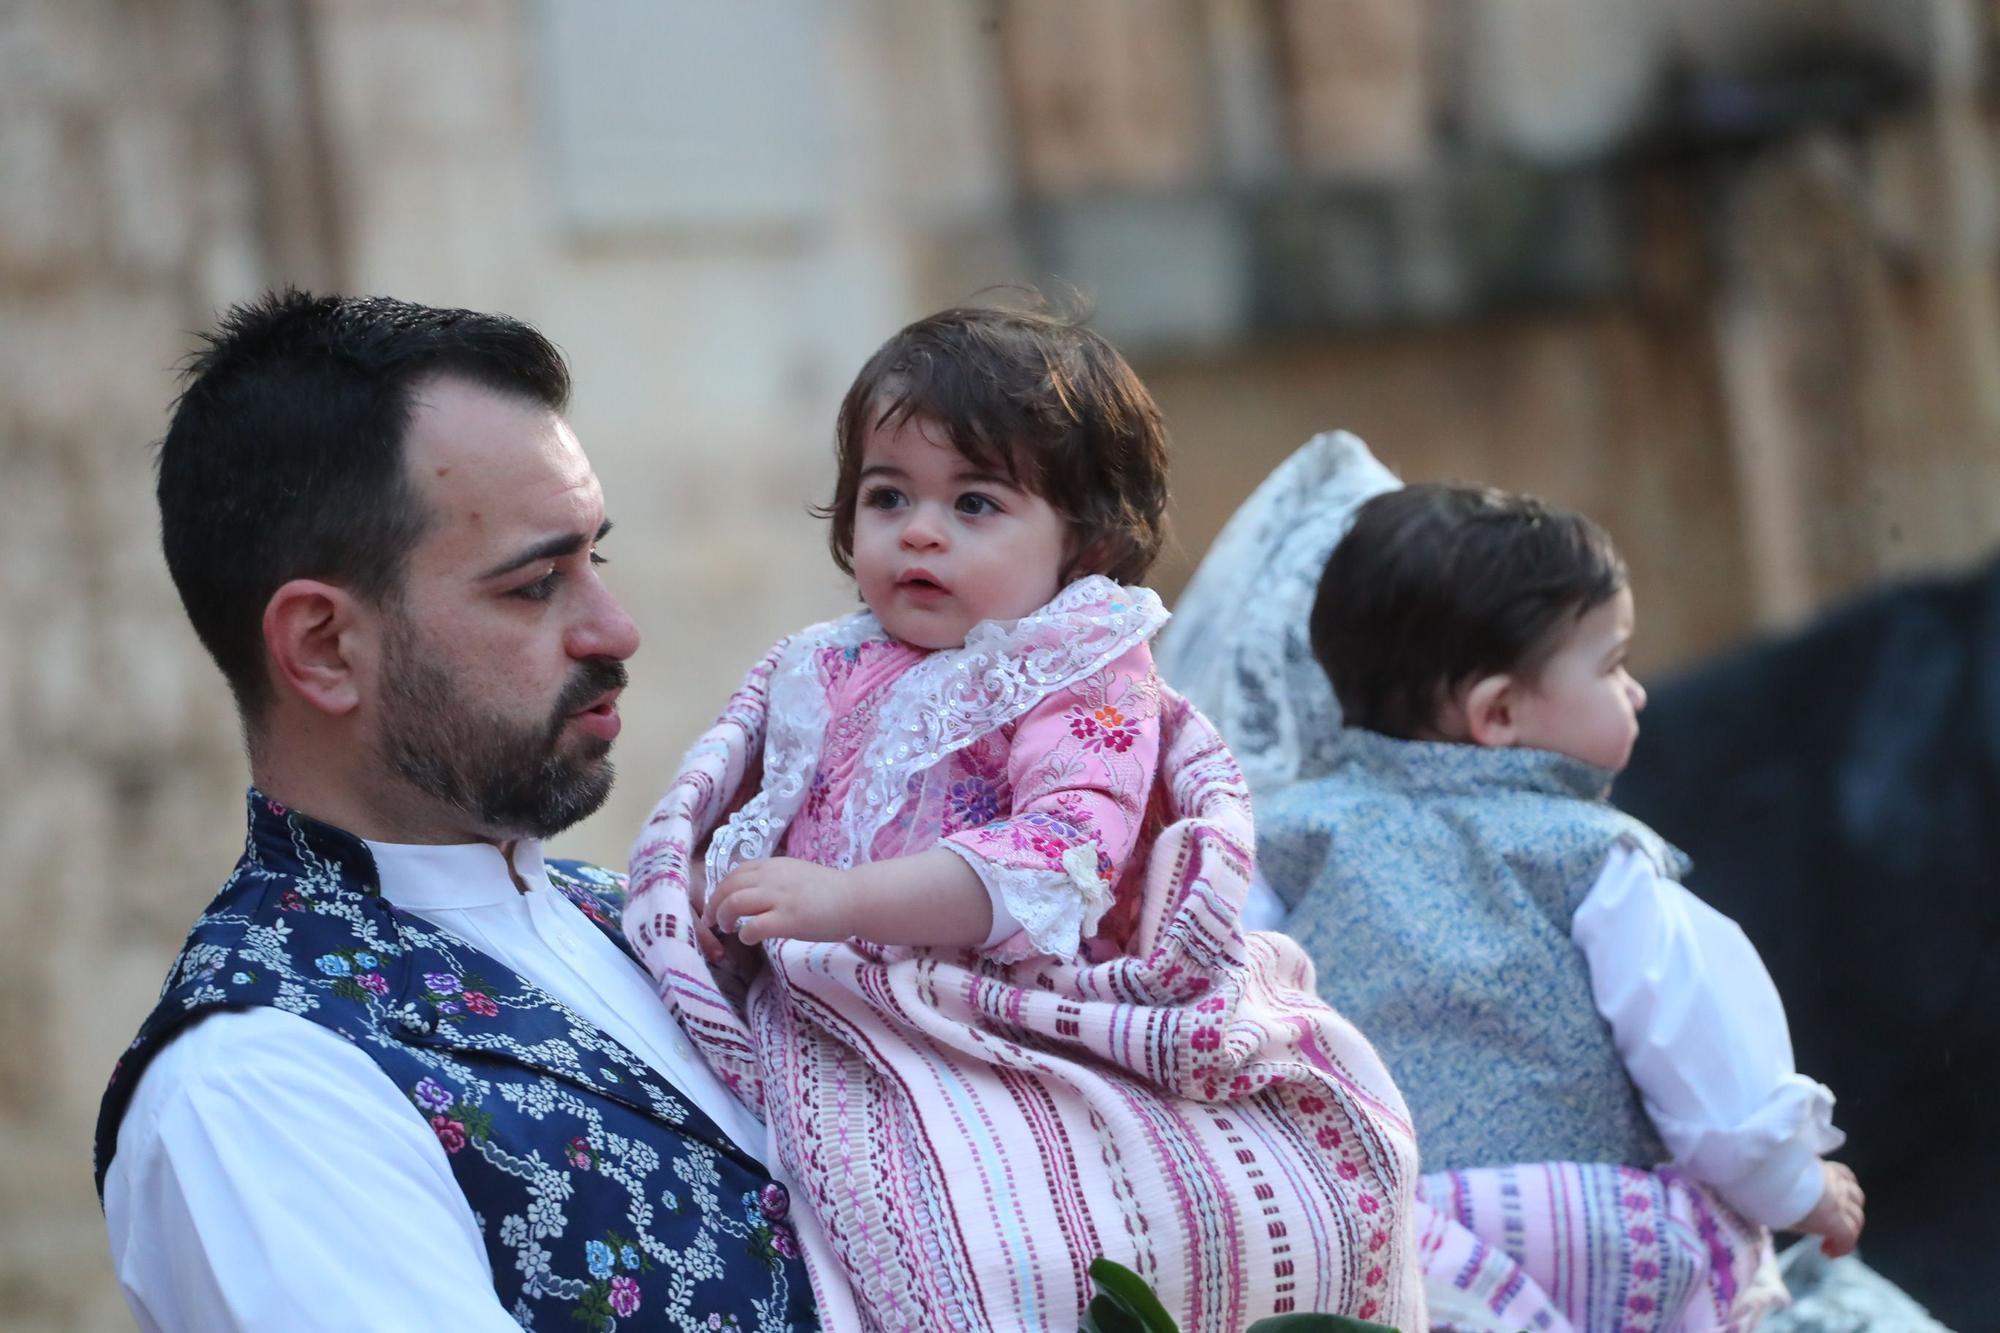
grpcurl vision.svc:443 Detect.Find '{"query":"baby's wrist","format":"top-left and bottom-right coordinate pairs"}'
top-left (832, 864), bottom-right (888, 938)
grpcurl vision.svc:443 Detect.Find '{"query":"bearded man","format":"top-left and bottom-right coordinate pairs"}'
top-left (97, 292), bottom-right (826, 1331)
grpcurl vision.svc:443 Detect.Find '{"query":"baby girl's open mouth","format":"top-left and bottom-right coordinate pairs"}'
top-left (897, 571), bottom-right (949, 596)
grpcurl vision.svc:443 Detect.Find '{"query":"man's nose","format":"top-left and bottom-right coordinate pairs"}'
top-left (567, 577), bottom-right (641, 662)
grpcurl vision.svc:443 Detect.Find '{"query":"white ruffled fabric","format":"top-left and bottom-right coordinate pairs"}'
top-left (1153, 430), bottom-right (1400, 799)
top-left (706, 575), bottom-right (1167, 886)
top-left (940, 838), bottom-right (1117, 961)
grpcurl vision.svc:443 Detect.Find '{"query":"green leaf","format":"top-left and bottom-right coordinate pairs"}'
top-left (1246, 1315), bottom-right (1401, 1333)
top-left (1083, 1258), bottom-right (1180, 1333)
top-left (1080, 1293), bottom-right (1151, 1333)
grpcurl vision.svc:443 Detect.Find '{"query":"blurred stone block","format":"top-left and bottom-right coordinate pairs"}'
top-left (537, 0), bottom-right (836, 233)
top-left (1248, 163), bottom-right (1625, 333)
top-left (1027, 192), bottom-right (1250, 350)
top-left (1002, 0), bottom-right (1210, 193)
top-left (1274, 0), bottom-right (1434, 178)
top-left (1201, 0), bottom-right (1288, 188)
top-left (1459, 0), bottom-right (1662, 164)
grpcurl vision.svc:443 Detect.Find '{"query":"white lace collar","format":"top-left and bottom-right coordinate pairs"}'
top-left (708, 575), bottom-right (1168, 877)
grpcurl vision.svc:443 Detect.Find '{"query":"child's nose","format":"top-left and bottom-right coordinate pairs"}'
top-left (1628, 677), bottom-right (1647, 712)
top-left (900, 504), bottom-right (947, 549)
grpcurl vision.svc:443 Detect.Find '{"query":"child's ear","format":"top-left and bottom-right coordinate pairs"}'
top-left (1062, 535), bottom-right (1108, 584)
top-left (1461, 673), bottom-right (1521, 748)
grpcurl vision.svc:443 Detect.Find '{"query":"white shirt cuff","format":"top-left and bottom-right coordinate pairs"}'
top-left (1727, 1138), bottom-right (1827, 1230)
top-left (939, 839), bottom-right (1026, 949)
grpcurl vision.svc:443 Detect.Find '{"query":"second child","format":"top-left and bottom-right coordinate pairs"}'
top-left (1260, 483), bottom-right (1864, 1330)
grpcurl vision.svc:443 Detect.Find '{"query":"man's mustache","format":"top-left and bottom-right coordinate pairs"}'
top-left (553, 659), bottom-right (629, 724)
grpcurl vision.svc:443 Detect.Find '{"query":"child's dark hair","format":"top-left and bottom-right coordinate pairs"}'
top-left (1311, 484), bottom-right (1627, 739)
top-left (822, 298), bottom-right (1170, 584)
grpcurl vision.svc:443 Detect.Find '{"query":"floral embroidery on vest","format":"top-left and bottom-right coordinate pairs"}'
top-left (97, 790), bottom-right (818, 1332)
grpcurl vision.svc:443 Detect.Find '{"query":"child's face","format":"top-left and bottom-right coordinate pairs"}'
top-left (850, 412), bottom-right (1069, 650)
top-left (1509, 586), bottom-right (1647, 772)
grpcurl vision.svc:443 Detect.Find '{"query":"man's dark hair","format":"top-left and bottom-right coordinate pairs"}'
top-left (1310, 483), bottom-right (1627, 738)
top-left (822, 296), bottom-right (1170, 585)
top-left (157, 289), bottom-right (571, 721)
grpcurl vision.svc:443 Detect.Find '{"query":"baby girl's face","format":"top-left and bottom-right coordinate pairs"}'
top-left (1509, 586), bottom-right (1648, 773)
top-left (850, 413), bottom-right (1069, 650)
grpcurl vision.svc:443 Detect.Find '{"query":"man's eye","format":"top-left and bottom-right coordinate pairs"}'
top-left (956, 492), bottom-right (999, 516)
top-left (861, 486), bottom-right (904, 510)
top-left (512, 570), bottom-right (561, 602)
top-left (590, 551), bottom-right (608, 567)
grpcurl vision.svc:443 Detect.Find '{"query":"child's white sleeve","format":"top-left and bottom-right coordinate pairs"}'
top-left (1242, 866), bottom-right (1290, 932)
top-left (1571, 843), bottom-right (1844, 1229)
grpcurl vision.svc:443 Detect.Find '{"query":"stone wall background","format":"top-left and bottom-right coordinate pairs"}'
top-left (5, 2), bottom-right (1997, 1328)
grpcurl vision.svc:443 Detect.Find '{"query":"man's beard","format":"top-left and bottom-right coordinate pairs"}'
top-left (377, 618), bottom-right (626, 840)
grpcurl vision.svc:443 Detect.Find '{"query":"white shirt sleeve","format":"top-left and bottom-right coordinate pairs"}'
top-left (1242, 866), bottom-right (1291, 933)
top-left (1572, 842), bottom-right (1844, 1229)
top-left (103, 1008), bottom-right (525, 1333)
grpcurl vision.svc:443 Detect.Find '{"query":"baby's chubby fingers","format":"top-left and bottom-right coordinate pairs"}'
top-left (702, 865), bottom-right (762, 932)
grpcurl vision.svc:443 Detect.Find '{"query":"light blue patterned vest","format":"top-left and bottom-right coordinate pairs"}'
top-left (1257, 729), bottom-right (1682, 1172)
top-left (97, 791), bottom-right (817, 1332)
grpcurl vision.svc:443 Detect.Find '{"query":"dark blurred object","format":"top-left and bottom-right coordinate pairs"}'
top-left (1616, 554), bottom-right (2000, 1328)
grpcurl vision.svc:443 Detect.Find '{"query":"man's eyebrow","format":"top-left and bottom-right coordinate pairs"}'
top-left (480, 517), bottom-right (614, 580)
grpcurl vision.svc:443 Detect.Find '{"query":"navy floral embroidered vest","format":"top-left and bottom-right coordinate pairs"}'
top-left (97, 791), bottom-right (817, 1332)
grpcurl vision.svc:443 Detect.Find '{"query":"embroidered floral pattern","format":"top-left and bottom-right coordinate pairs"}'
top-left (574, 1228), bottom-right (653, 1327)
top-left (417, 968), bottom-right (502, 1025)
top-left (741, 1189), bottom-right (801, 1266)
top-left (944, 776), bottom-right (1001, 831)
top-left (705, 577), bottom-right (1167, 883)
top-left (1067, 702), bottom-right (1142, 753)
top-left (313, 948), bottom-right (395, 1004)
top-left (407, 1080), bottom-right (493, 1154)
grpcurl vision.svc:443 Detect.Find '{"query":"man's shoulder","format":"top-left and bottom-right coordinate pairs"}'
top-left (134, 1005), bottom-right (364, 1095)
top-left (112, 1007), bottom-right (395, 1152)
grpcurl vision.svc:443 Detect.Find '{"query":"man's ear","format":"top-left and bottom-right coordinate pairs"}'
top-left (261, 579), bottom-right (369, 717)
top-left (1460, 673), bottom-right (1522, 748)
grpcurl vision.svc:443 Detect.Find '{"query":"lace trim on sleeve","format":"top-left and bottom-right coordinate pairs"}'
top-left (939, 838), bottom-right (1114, 961)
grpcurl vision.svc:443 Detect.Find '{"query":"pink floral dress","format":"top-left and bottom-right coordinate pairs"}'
top-left (777, 623), bottom-right (1162, 962)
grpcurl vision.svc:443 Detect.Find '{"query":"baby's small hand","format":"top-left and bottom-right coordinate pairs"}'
top-left (680, 855), bottom-right (733, 965)
top-left (705, 857), bottom-right (854, 946)
top-left (1794, 1160), bottom-right (1866, 1258)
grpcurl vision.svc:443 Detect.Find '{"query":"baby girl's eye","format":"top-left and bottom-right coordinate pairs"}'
top-left (956, 492), bottom-right (1000, 516)
top-left (861, 485), bottom-right (905, 510)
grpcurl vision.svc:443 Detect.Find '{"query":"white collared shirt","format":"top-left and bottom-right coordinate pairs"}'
top-left (1573, 843), bottom-right (1843, 1228)
top-left (102, 837), bottom-right (815, 1333)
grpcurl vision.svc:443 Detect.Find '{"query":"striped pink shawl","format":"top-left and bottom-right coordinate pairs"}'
top-left (628, 639), bottom-right (1425, 1331)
